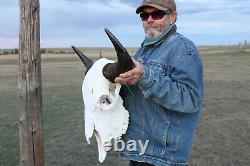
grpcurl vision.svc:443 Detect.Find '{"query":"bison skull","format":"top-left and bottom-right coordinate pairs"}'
top-left (83, 58), bottom-right (129, 162)
top-left (72, 29), bottom-right (134, 162)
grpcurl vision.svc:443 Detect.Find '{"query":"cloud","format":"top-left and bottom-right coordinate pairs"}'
top-left (41, 0), bottom-right (138, 34)
top-left (38, 0), bottom-right (142, 47)
top-left (0, 0), bottom-right (250, 48)
top-left (175, 0), bottom-right (250, 45)
top-left (65, 0), bottom-right (140, 7)
top-left (176, 0), bottom-right (250, 15)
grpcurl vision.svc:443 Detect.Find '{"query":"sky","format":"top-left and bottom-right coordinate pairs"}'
top-left (0, 0), bottom-right (250, 48)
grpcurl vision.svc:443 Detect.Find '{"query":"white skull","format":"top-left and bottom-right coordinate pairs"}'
top-left (82, 58), bottom-right (129, 162)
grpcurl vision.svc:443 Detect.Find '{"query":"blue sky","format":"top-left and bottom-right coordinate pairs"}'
top-left (0, 0), bottom-right (250, 48)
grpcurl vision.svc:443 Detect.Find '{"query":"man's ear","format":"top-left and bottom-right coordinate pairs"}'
top-left (170, 12), bottom-right (177, 24)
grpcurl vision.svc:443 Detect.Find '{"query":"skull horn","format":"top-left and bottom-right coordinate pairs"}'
top-left (71, 45), bottom-right (94, 71)
top-left (103, 29), bottom-right (135, 82)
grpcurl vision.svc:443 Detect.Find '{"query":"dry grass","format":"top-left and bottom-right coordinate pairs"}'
top-left (0, 46), bottom-right (250, 166)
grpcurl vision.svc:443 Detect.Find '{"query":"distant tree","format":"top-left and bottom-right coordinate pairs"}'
top-left (41, 48), bottom-right (46, 54)
top-left (14, 48), bottom-right (18, 54)
top-left (3, 51), bottom-right (9, 55)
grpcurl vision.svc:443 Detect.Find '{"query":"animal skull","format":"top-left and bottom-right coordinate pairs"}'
top-left (83, 58), bottom-right (129, 162)
top-left (72, 28), bottom-right (134, 162)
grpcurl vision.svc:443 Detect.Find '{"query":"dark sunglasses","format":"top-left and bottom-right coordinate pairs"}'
top-left (139, 9), bottom-right (172, 21)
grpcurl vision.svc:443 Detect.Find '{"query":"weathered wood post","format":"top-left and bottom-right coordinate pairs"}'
top-left (18, 0), bottom-right (44, 165)
top-left (243, 40), bottom-right (247, 53)
top-left (99, 49), bottom-right (103, 59)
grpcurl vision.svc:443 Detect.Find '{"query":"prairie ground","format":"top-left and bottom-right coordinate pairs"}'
top-left (0, 46), bottom-right (250, 166)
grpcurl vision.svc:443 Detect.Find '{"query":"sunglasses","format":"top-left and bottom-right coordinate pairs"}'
top-left (139, 9), bottom-right (172, 21)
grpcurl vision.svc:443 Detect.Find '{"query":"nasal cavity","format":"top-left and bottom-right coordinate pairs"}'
top-left (99, 95), bottom-right (112, 106)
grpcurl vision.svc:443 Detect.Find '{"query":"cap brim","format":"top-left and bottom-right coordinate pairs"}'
top-left (136, 4), bottom-right (168, 14)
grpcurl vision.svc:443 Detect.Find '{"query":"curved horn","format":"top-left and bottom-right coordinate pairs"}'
top-left (104, 28), bottom-right (134, 69)
top-left (103, 29), bottom-right (135, 82)
top-left (71, 45), bottom-right (94, 71)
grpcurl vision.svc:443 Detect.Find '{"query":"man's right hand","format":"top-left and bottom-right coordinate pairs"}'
top-left (115, 58), bottom-right (144, 85)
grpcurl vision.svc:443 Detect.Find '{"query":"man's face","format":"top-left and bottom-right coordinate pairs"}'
top-left (141, 7), bottom-right (176, 37)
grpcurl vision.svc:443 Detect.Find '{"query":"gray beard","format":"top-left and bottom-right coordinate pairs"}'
top-left (144, 26), bottom-right (163, 38)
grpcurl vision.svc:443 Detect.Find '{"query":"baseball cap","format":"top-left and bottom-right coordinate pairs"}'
top-left (136, 0), bottom-right (176, 14)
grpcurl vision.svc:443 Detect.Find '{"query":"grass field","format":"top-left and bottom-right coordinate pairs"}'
top-left (0, 46), bottom-right (250, 166)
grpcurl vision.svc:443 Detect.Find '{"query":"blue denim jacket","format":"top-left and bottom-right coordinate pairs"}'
top-left (120, 29), bottom-right (204, 166)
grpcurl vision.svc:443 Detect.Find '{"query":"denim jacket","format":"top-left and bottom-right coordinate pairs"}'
top-left (120, 27), bottom-right (204, 166)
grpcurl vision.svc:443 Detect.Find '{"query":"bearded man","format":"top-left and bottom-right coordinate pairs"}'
top-left (115, 0), bottom-right (204, 166)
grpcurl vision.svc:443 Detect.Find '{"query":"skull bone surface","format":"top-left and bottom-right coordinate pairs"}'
top-left (72, 28), bottom-right (135, 162)
top-left (83, 58), bottom-right (129, 162)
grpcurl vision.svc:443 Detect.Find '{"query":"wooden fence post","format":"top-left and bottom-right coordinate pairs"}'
top-left (18, 0), bottom-right (44, 165)
top-left (243, 40), bottom-right (247, 53)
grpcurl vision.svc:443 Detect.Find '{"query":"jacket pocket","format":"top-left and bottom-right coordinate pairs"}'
top-left (162, 115), bottom-right (178, 152)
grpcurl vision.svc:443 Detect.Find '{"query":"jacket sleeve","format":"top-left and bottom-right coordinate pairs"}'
top-left (138, 47), bottom-right (204, 114)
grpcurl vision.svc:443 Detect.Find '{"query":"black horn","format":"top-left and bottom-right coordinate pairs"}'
top-left (71, 45), bottom-right (94, 71)
top-left (102, 29), bottom-right (135, 83)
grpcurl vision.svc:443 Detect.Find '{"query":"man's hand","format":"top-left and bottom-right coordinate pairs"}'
top-left (115, 58), bottom-right (144, 85)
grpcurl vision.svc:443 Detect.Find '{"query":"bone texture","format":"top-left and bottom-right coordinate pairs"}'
top-left (82, 58), bottom-right (129, 162)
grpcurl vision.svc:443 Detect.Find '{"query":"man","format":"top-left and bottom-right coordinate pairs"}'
top-left (115, 0), bottom-right (204, 166)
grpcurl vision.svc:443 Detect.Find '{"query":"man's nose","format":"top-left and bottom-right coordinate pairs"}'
top-left (147, 15), bottom-right (154, 22)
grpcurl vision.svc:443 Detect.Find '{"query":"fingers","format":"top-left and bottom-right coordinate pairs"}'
top-left (115, 76), bottom-right (134, 85)
top-left (114, 58), bottom-right (144, 85)
top-left (115, 75), bottom-right (139, 85)
top-left (115, 69), bottom-right (142, 85)
top-left (119, 70), bottom-right (133, 78)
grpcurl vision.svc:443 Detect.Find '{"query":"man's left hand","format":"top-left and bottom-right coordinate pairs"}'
top-left (115, 58), bottom-right (144, 85)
